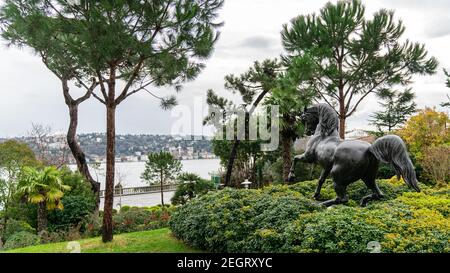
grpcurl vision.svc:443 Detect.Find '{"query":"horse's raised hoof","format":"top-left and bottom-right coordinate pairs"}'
top-left (360, 194), bottom-right (384, 207)
top-left (287, 173), bottom-right (296, 183)
top-left (360, 196), bottom-right (370, 207)
top-left (319, 196), bottom-right (349, 207)
top-left (318, 199), bottom-right (335, 207)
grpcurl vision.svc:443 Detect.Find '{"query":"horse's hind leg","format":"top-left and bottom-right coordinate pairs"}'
top-left (319, 181), bottom-right (349, 207)
top-left (360, 178), bottom-right (384, 207)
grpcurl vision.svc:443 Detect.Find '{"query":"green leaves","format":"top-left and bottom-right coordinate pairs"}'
top-left (0, 140), bottom-right (39, 181)
top-left (281, 0), bottom-right (438, 129)
top-left (28, 193), bottom-right (45, 204)
top-left (0, 0), bottom-right (224, 104)
top-left (223, 59), bottom-right (283, 104)
top-left (370, 88), bottom-right (417, 132)
top-left (141, 151), bottom-right (182, 185)
top-left (171, 172), bottom-right (215, 205)
top-left (160, 95), bottom-right (178, 110)
top-left (17, 166), bottom-right (70, 210)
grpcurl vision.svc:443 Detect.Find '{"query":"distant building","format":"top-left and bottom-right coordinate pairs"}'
top-left (346, 129), bottom-right (375, 142)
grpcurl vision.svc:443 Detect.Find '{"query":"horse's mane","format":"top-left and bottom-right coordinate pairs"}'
top-left (315, 103), bottom-right (339, 137)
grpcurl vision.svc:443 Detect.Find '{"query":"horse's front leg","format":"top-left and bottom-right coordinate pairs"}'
top-left (313, 167), bottom-right (331, 200)
top-left (288, 153), bottom-right (310, 183)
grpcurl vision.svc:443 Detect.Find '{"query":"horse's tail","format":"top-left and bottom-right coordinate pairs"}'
top-left (369, 135), bottom-right (420, 192)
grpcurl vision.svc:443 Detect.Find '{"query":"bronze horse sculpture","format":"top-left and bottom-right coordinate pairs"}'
top-left (288, 103), bottom-right (420, 207)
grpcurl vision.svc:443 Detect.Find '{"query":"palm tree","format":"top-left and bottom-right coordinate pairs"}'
top-left (17, 166), bottom-right (70, 232)
top-left (264, 75), bottom-right (313, 182)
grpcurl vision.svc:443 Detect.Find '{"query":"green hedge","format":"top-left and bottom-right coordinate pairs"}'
top-left (169, 179), bottom-right (450, 253)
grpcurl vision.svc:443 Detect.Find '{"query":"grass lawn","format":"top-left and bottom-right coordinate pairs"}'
top-left (2, 228), bottom-right (201, 253)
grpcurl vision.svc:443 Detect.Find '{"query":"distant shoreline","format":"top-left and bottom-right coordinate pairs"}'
top-left (82, 157), bottom-right (219, 165)
top-left (69, 158), bottom-right (222, 184)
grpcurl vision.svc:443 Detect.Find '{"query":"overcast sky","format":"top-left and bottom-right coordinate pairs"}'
top-left (0, 0), bottom-right (449, 138)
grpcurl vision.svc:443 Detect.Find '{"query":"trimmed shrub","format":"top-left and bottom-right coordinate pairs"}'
top-left (283, 207), bottom-right (392, 253)
top-left (48, 195), bottom-right (95, 232)
top-left (120, 206), bottom-right (132, 213)
top-left (170, 185), bottom-right (323, 252)
top-left (171, 173), bottom-right (216, 205)
top-left (170, 180), bottom-right (450, 253)
top-left (4, 231), bottom-right (41, 250)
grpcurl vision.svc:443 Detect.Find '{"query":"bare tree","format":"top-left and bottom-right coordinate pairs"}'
top-left (27, 124), bottom-right (70, 167)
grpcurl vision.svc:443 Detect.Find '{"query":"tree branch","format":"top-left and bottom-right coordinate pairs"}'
top-left (346, 90), bottom-right (375, 118)
top-left (92, 91), bottom-right (106, 105)
top-left (312, 82), bottom-right (336, 112)
top-left (115, 1), bottom-right (173, 105)
top-left (345, 63), bottom-right (410, 118)
top-left (96, 70), bottom-right (108, 100)
top-left (74, 78), bottom-right (99, 104)
top-left (115, 57), bottom-right (146, 104)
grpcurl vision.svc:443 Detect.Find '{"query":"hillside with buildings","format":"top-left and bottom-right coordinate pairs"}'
top-left (0, 133), bottom-right (216, 164)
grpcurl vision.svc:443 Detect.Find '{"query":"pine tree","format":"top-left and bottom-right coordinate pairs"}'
top-left (1, 0), bottom-right (223, 242)
top-left (141, 152), bottom-right (182, 207)
top-left (370, 88), bottom-right (416, 133)
top-left (281, 0), bottom-right (438, 138)
top-left (263, 61), bottom-right (315, 182)
top-left (1, 5), bottom-right (101, 209)
top-left (204, 59), bottom-right (282, 186)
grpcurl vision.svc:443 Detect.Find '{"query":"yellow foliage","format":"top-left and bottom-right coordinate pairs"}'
top-left (397, 108), bottom-right (450, 160)
top-left (386, 176), bottom-right (405, 185)
top-left (396, 191), bottom-right (450, 214)
top-left (257, 229), bottom-right (276, 238)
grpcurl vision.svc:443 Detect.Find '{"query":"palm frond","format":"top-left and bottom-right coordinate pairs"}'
top-left (28, 193), bottom-right (45, 204)
top-left (46, 189), bottom-right (64, 202)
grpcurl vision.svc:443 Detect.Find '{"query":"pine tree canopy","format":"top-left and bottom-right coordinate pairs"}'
top-left (369, 88), bottom-right (416, 132)
top-left (281, 0), bottom-right (438, 136)
top-left (0, 0), bottom-right (224, 105)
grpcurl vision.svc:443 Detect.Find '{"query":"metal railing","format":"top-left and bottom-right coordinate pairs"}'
top-left (99, 184), bottom-right (177, 198)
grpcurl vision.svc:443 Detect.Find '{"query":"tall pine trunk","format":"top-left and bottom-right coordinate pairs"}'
top-left (339, 117), bottom-right (346, 139)
top-left (224, 140), bottom-right (240, 186)
top-left (37, 202), bottom-right (47, 233)
top-left (338, 92), bottom-right (346, 139)
top-left (281, 134), bottom-right (293, 182)
top-left (102, 74), bottom-right (116, 242)
top-left (67, 103), bottom-right (100, 211)
top-left (160, 172), bottom-right (164, 207)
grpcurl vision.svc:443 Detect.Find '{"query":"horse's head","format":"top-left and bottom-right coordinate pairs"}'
top-left (300, 106), bottom-right (319, 136)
